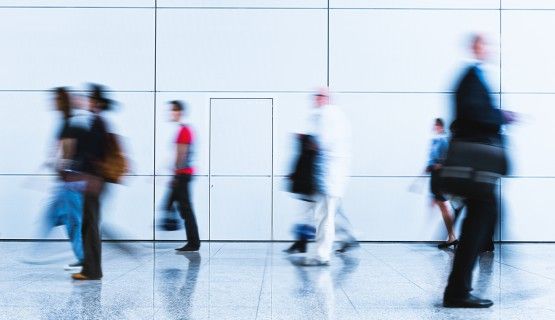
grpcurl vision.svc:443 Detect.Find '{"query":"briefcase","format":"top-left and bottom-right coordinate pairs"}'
top-left (439, 139), bottom-right (507, 198)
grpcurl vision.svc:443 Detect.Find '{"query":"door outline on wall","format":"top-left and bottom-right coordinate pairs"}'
top-left (208, 98), bottom-right (274, 240)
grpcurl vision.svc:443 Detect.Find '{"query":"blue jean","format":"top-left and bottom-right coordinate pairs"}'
top-left (43, 182), bottom-right (85, 262)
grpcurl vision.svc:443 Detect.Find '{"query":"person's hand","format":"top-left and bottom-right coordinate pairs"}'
top-left (503, 110), bottom-right (519, 124)
top-left (433, 164), bottom-right (442, 170)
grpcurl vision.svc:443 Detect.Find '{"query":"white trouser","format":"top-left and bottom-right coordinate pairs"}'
top-left (314, 196), bottom-right (356, 262)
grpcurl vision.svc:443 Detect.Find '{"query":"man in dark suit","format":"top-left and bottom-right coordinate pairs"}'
top-left (443, 34), bottom-right (510, 308)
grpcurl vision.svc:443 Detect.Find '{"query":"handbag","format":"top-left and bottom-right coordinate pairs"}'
top-left (288, 134), bottom-right (318, 196)
top-left (439, 138), bottom-right (507, 198)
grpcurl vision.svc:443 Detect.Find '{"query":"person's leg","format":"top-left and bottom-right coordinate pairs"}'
top-left (437, 200), bottom-right (457, 243)
top-left (335, 203), bottom-right (357, 244)
top-left (445, 194), bottom-right (497, 300)
top-left (480, 215), bottom-right (496, 252)
top-left (285, 199), bottom-right (317, 254)
top-left (314, 196), bottom-right (337, 263)
top-left (64, 186), bottom-right (84, 263)
top-left (176, 175), bottom-right (200, 249)
top-left (79, 191), bottom-right (102, 279)
top-left (41, 185), bottom-right (65, 237)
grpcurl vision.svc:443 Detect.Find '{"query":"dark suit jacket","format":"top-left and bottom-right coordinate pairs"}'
top-left (452, 65), bottom-right (505, 142)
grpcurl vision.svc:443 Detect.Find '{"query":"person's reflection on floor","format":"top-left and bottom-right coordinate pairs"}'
top-left (159, 252), bottom-right (201, 318)
top-left (69, 282), bottom-right (103, 319)
top-left (287, 254), bottom-right (360, 319)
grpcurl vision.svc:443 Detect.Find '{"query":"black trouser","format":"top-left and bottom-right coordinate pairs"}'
top-left (444, 190), bottom-right (498, 298)
top-left (166, 175), bottom-right (200, 248)
top-left (81, 185), bottom-right (103, 279)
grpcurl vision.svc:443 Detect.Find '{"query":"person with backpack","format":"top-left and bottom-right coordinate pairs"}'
top-left (71, 84), bottom-right (114, 280)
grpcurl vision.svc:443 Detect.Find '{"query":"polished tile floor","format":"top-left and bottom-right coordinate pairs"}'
top-left (1, 242), bottom-right (554, 319)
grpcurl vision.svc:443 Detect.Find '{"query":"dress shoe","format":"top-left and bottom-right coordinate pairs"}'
top-left (176, 245), bottom-right (200, 252)
top-left (71, 273), bottom-right (101, 281)
top-left (480, 243), bottom-right (495, 253)
top-left (336, 241), bottom-right (360, 254)
top-left (283, 240), bottom-right (307, 254)
top-left (443, 294), bottom-right (493, 308)
top-left (438, 240), bottom-right (459, 249)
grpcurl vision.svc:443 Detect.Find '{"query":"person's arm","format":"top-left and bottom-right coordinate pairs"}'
top-left (61, 138), bottom-right (76, 160)
top-left (174, 126), bottom-right (192, 172)
top-left (175, 143), bottom-right (189, 171)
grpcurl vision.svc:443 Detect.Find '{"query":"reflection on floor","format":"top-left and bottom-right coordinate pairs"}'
top-left (1, 242), bottom-right (554, 319)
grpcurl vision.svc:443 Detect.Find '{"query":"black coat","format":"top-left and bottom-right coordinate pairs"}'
top-left (452, 65), bottom-right (505, 142)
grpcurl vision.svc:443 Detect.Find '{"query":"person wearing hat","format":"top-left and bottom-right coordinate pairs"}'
top-left (71, 84), bottom-right (111, 280)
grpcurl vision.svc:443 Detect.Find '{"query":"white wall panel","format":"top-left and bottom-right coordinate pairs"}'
top-left (331, 0), bottom-right (499, 9)
top-left (0, 175), bottom-right (154, 240)
top-left (104, 93), bottom-right (155, 175)
top-left (501, 178), bottom-right (555, 241)
top-left (273, 94), bottom-right (314, 176)
top-left (502, 0), bottom-right (555, 9)
top-left (0, 8), bottom-right (154, 91)
top-left (210, 98), bottom-right (272, 175)
top-left (0, 1), bottom-right (154, 7)
top-left (501, 94), bottom-right (555, 177)
top-left (155, 93), bottom-right (210, 176)
top-left (156, 8), bottom-right (327, 91)
top-left (272, 177), bottom-right (314, 241)
top-left (334, 93), bottom-right (453, 176)
top-left (0, 176), bottom-right (153, 240)
top-left (158, 0), bottom-right (325, 8)
top-left (501, 11), bottom-right (555, 93)
top-left (0, 92), bottom-right (154, 175)
top-left (154, 176), bottom-right (209, 241)
top-left (342, 177), bottom-right (456, 241)
top-left (0, 93), bottom-right (58, 174)
top-left (101, 176), bottom-right (154, 240)
top-left (210, 177), bottom-right (271, 240)
top-left (330, 9), bottom-right (500, 92)
top-left (0, 176), bottom-right (60, 239)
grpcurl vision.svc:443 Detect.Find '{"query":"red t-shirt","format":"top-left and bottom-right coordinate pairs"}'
top-left (175, 125), bottom-right (195, 175)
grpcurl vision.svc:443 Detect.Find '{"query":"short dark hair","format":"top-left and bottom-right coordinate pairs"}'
top-left (435, 118), bottom-right (445, 128)
top-left (170, 100), bottom-right (185, 112)
top-left (53, 87), bottom-right (71, 119)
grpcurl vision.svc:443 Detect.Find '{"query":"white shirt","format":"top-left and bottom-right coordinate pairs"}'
top-left (310, 104), bottom-right (351, 198)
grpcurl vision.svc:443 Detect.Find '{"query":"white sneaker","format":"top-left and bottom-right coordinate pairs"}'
top-left (300, 257), bottom-right (330, 267)
top-left (64, 262), bottom-right (83, 272)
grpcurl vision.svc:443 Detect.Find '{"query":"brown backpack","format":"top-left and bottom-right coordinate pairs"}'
top-left (99, 133), bottom-right (128, 183)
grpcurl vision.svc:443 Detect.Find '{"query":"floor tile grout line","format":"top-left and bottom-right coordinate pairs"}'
top-left (496, 260), bottom-right (555, 282)
top-left (254, 245), bottom-right (271, 320)
top-left (360, 244), bottom-right (431, 293)
top-left (340, 286), bottom-right (360, 315)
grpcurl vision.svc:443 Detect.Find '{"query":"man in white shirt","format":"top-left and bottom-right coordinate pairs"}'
top-left (302, 88), bottom-right (358, 266)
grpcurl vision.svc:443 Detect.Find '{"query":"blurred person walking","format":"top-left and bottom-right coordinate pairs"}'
top-left (442, 34), bottom-right (515, 308)
top-left (32, 87), bottom-right (86, 271)
top-left (71, 84), bottom-right (115, 280)
top-left (425, 118), bottom-right (458, 249)
top-left (301, 88), bottom-right (358, 266)
top-left (162, 100), bottom-right (201, 252)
